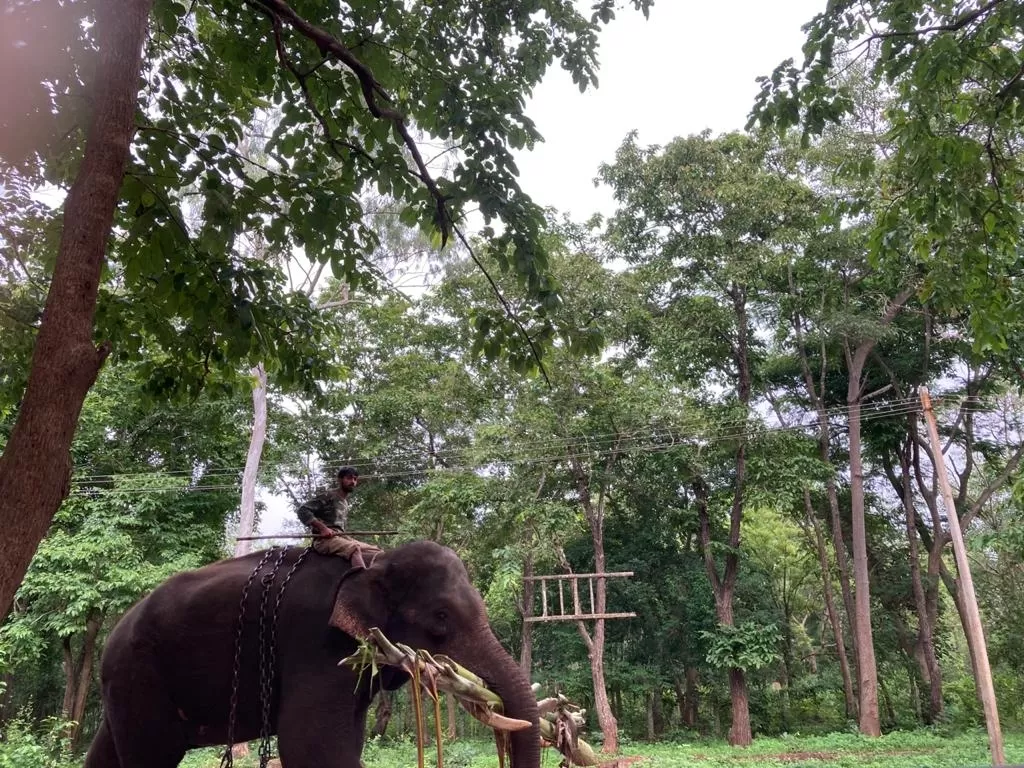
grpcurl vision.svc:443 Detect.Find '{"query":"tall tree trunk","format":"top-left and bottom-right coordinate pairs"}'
top-left (803, 489), bottom-right (858, 719)
top-left (519, 550), bottom-right (534, 676)
top-left (684, 668), bottom-right (700, 728)
top-left (779, 600), bottom-right (793, 733)
top-left (652, 684), bottom-right (664, 737)
top-left (589, 582), bottom-right (616, 752)
top-left (0, 0), bottom-right (153, 618)
top-left (695, 478), bottom-right (750, 747)
top-left (899, 440), bottom-right (943, 723)
top-left (446, 693), bottom-right (458, 741)
top-left (69, 613), bottom-right (102, 745)
top-left (846, 346), bottom-right (882, 736)
top-left (235, 364), bottom-right (268, 557)
top-left (563, 450), bottom-right (619, 753)
top-left (697, 285), bottom-right (754, 748)
top-left (60, 612), bottom-right (102, 745)
top-left (824, 448), bottom-right (860, 672)
top-left (789, 267), bottom-right (859, 698)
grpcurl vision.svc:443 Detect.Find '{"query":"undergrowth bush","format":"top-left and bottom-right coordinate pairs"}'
top-left (0, 714), bottom-right (76, 768)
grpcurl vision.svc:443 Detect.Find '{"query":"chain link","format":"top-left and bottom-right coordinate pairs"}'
top-left (257, 547), bottom-right (288, 768)
top-left (221, 547), bottom-right (309, 768)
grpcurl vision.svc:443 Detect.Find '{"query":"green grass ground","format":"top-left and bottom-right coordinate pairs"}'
top-left (180, 730), bottom-right (1024, 768)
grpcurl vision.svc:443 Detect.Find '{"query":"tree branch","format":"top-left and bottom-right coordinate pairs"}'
top-left (864, 0), bottom-right (1004, 41)
top-left (245, 0), bottom-right (450, 243)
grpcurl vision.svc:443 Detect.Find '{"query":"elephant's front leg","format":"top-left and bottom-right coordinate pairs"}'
top-left (277, 683), bottom-right (372, 768)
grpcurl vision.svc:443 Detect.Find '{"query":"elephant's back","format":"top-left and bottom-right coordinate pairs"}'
top-left (104, 548), bottom-right (322, 665)
top-left (101, 547), bottom-right (344, 728)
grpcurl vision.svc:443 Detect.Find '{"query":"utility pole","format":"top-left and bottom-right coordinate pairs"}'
top-left (919, 386), bottom-right (1004, 766)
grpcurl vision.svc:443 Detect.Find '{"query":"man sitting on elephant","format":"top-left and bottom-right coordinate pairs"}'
top-left (296, 466), bottom-right (381, 568)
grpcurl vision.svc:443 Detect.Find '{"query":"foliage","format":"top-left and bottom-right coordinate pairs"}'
top-left (750, 0), bottom-right (1024, 354)
top-left (2, 0), bottom-right (655, 394)
top-left (0, 714), bottom-right (76, 768)
top-left (1, 475), bottom-right (226, 666)
top-left (701, 622), bottom-right (782, 673)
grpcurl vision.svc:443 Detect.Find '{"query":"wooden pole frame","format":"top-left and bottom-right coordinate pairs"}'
top-left (919, 386), bottom-right (1004, 766)
top-left (524, 572), bottom-right (636, 623)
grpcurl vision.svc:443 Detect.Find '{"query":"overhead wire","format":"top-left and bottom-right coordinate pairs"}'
top-left (68, 396), bottom-right (994, 488)
top-left (69, 392), bottom-right (998, 484)
top-left (68, 395), bottom-right (1009, 495)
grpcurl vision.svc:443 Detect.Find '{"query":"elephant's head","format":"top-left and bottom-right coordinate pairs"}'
top-left (330, 540), bottom-right (540, 768)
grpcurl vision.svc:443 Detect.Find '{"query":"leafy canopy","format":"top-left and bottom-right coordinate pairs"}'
top-left (749, 0), bottom-right (1024, 354)
top-left (1, 0), bottom-right (653, 395)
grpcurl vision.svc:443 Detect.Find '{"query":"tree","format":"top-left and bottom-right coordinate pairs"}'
top-left (1, 473), bottom-right (229, 744)
top-left (0, 0), bottom-right (153, 620)
top-left (601, 130), bottom-right (817, 746)
top-left (0, 0), bottom-right (653, 616)
top-left (751, 0), bottom-right (1024, 357)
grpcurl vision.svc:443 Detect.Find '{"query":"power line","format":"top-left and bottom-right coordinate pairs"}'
top-left (70, 393), bottom-right (998, 483)
top-left (69, 396), bottom-right (1010, 495)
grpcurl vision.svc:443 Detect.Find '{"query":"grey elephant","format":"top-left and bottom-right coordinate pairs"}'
top-left (83, 540), bottom-right (540, 768)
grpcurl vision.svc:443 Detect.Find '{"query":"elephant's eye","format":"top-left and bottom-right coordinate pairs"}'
top-left (429, 609), bottom-right (449, 638)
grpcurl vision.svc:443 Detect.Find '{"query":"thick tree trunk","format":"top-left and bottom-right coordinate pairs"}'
top-left (235, 364), bottom-right (268, 557)
top-left (804, 489), bottom-right (858, 719)
top-left (728, 668), bottom-right (752, 747)
top-left (711, 287), bottom-right (754, 748)
top-left (0, 0), bottom-right (153, 618)
top-left (847, 350), bottom-right (881, 736)
top-left (696, 481), bottom-right (751, 746)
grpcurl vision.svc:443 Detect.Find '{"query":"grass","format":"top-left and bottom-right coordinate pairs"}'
top-left (177, 729), bottom-right (1024, 768)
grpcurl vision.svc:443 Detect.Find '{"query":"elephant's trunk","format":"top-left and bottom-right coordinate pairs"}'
top-left (453, 629), bottom-right (540, 768)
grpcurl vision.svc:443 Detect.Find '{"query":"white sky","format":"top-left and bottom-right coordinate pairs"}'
top-left (515, 0), bottom-right (824, 219)
top-left (258, 0), bottom-right (826, 535)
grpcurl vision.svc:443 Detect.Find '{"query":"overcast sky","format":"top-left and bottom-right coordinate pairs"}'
top-left (514, 0), bottom-right (825, 220)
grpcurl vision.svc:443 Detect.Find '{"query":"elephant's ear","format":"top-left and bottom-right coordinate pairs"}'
top-left (329, 564), bottom-right (389, 639)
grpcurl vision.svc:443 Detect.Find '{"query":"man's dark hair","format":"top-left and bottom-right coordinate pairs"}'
top-left (337, 466), bottom-right (359, 480)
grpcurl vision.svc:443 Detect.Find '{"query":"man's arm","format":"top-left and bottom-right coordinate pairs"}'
top-left (296, 496), bottom-right (335, 537)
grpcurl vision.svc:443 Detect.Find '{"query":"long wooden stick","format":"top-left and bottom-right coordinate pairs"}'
top-left (920, 386), bottom-right (1004, 766)
top-left (234, 531), bottom-right (398, 540)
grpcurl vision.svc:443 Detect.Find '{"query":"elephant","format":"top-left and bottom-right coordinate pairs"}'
top-left (83, 540), bottom-right (540, 768)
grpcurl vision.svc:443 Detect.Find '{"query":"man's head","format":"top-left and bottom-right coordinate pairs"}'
top-left (337, 466), bottom-right (359, 494)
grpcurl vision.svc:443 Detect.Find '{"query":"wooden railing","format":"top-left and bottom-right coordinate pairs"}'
top-left (522, 572), bottom-right (636, 623)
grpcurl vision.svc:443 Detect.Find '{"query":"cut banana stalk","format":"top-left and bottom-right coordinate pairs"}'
top-left (339, 628), bottom-right (597, 763)
top-left (340, 628), bottom-right (531, 732)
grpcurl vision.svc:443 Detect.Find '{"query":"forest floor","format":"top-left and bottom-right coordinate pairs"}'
top-left (179, 729), bottom-right (1024, 768)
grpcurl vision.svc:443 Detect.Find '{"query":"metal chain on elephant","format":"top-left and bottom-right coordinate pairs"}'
top-left (257, 547), bottom-right (288, 768)
top-left (222, 548), bottom-right (277, 768)
top-left (220, 546), bottom-right (312, 768)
